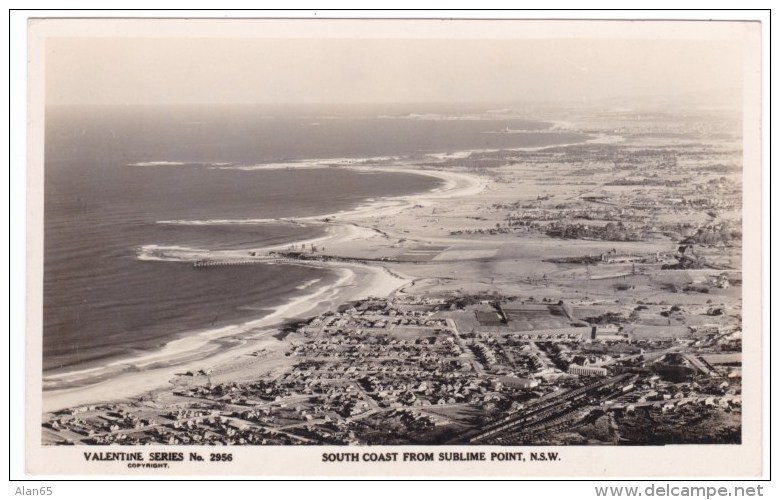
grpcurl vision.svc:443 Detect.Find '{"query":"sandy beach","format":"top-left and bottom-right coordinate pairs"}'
top-left (154, 165), bottom-right (488, 226)
top-left (42, 162), bottom-right (486, 412)
top-left (42, 258), bottom-right (409, 412)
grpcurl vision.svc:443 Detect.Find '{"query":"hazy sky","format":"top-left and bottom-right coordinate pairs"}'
top-left (46, 37), bottom-right (743, 106)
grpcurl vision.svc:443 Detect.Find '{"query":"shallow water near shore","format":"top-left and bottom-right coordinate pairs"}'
top-left (43, 104), bottom-right (588, 377)
top-left (44, 161), bottom-right (441, 374)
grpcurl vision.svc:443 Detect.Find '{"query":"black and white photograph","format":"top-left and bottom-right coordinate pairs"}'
top-left (20, 15), bottom-right (765, 477)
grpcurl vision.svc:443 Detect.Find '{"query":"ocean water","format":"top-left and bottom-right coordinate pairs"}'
top-left (43, 105), bottom-right (589, 374)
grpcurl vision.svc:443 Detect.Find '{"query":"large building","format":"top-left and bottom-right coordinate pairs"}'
top-left (568, 364), bottom-right (608, 377)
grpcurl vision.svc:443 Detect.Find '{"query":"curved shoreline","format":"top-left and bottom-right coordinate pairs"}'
top-left (42, 164), bottom-right (487, 413)
top-left (43, 126), bottom-right (603, 412)
top-left (42, 261), bottom-right (410, 412)
top-left (156, 165), bottom-right (488, 226)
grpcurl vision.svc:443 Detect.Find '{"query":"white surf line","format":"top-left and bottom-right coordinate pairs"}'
top-left (423, 133), bottom-right (624, 159)
top-left (42, 259), bottom-right (410, 411)
top-left (44, 249), bottom-right (410, 386)
top-left (135, 224), bottom-right (377, 265)
top-left (43, 265), bottom-right (355, 386)
top-left (156, 165), bottom-right (488, 228)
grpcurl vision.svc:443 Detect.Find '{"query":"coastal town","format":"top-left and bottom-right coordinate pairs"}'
top-left (42, 106), bottom-right (744, 446)
top-left (44, 291), bottom-right (741, 446)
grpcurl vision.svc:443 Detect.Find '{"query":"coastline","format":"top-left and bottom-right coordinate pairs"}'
top-left (42, 126), bottom-right (608, 413)
top-left (154, 165), bottom-right (489, 226)
top-left (42, 261), bottom-right (408, 413)
top-left (41, 162), bottom-right (486, 413)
